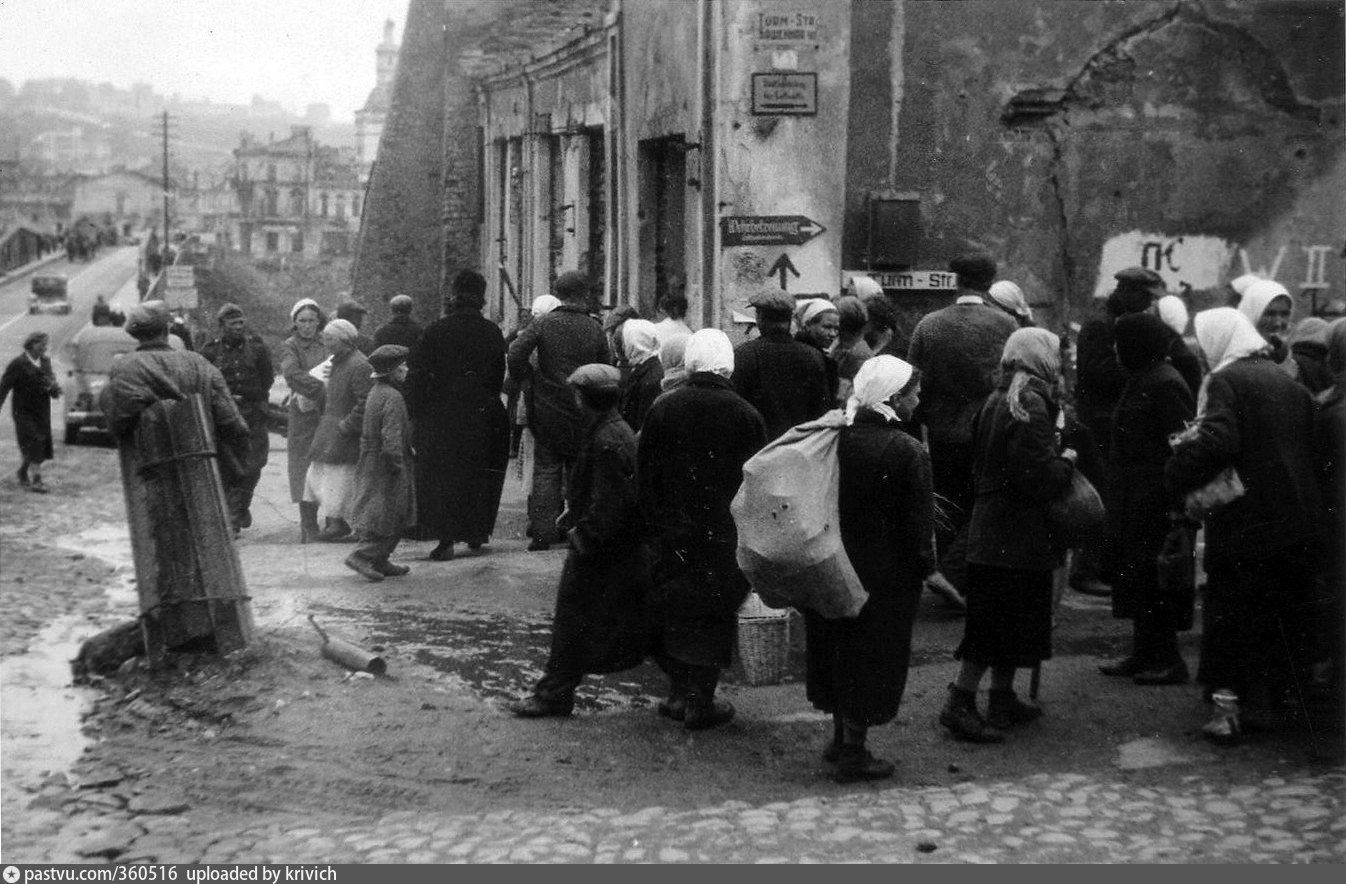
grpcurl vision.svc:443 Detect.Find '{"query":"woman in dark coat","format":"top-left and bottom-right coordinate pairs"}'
top-left (618, 319), bottom-right (664, 432)
top-left (1314, 319), bottom-right (1346, 728)
top-left (1166, 308), bottom-right (1324, 742)
top-left (405, 270), bottom-right (510, 561)
top-left (639, 329), bottom-right (767, 730)
top-left (279, 299), bottom-right (329, 541)
top-left (806, 355), bottom-right (933, 783)
top-left (511, 364), bottom-right (653, 717)
top-left (0, 332), bottom-right (61, 492)
top-left (1098, 313), bottom-right (1196, 684)
top-left (940, 328), bottom-right (1076, 743)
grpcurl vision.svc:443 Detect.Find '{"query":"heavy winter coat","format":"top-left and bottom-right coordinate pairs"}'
top-left (546, 409), bottom-right (653, 675)
top-left (1165, 355), bottom-right (1323, 568)
top-left (731, 328), bottom-right (830, 441)
top-left (279, 334), bottom-right (328, 501)
top-left (506, 304), bottom-right (611, 457)
top-left (405, 307), bottom-right (510, 542)
top-left (0, 352), bottom-right (59, 461)
top-left (349, 382), bottom-right (416, 539)
top-left (372, 315), bottom-right (424, 351)
top-left (619, 355), bottom-right (664, 433)
top-left (966, 375), bottom-right (1075, 572)
top-left (639, 372), bottom-right (767, 667)
top-left (804, 409), bottom-right (934, 726)
top-left (308, 348), bottom-right (373, 465)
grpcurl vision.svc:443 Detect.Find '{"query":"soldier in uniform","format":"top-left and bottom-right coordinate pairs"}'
top-left (200, 303), bottom-right (275, 532)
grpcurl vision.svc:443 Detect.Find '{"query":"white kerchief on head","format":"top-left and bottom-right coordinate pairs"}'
top-left (622, 319), bottom-right (660, 365)
top-left (1193, 307), bottom-right (1267, 418)
top-left (846, 354), bottom-right (913, 424)
top-left (988, 280), bottom-right (1033, 322)
top-left (290, 297), bottom-right (320, 323)
top-left (1237, 280), bottom-right (1291, 328)
top-left (1157, 295), bottom-right (1189, 337)
top-left (796, 298), bottom-right (837, 328)
top-left (684, 328), bottom-right (734, 377)
top-left (1230, 274), bottom-right (1262, 297)
top-left (531, 294), bottom-right (562, 317)
top-left (323, 318), bottom-right (358, 343)
top-left (847, 276), bottom-right (883, 298)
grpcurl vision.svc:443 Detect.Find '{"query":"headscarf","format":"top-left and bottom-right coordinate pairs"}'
top-left (290, 297), bottom-right (321, 324)
top-left (795, 298), bottom-right (837, 328)
top-left (1327, 318), bottom-right (1346, 379)
top-left (988, 280), bottom-right (1034, 324)
top-left (1114, 312), bottom-right (1172, 374)
top-left (1000, 327), bottom-right (1061, 423)
top-left (1289, 317), bottom-right (1330, 350)
top-left (531, 294), bottom-right (561, 317)
top-left (846, 354), bottom-right (915, 424)
top-left (322, 318), bottom-right (359, 344)
top-left (1156, 295), bottom-right (1189, 337)
top-left (846, 276), bottom-right (884, 299)
top-left (658, 333), bottom-right (691, 391)
top-left (1229, 274), bottom-right (1262, 298)
top-left (684, 328), bottom-right (734, 378)
top-left (621, 318), bottom-right (660, 366)
top-left (1237, 280), bottom-right (1292, 330)
top-left (1193, 307), bottom-right (1268, 417)
top-left (603, 303), bottom-right (640, 334)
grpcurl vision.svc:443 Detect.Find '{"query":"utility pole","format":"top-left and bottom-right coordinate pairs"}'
top-left (161, 110), bottom-right (171, 270)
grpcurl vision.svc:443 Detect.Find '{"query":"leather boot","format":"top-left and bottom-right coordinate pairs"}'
top-left (987, 688), bottom-right (1044, 730)
top-left (683, 667), bottom-right (734, 731)
top-left (833, 745), bottom-right (896, 784)
top-left (939, 684), bottom-right (1004, 743)
top-left (316, 518), bottom-right (353, 543)
top-left (299, 502), bottom-right (321, 543)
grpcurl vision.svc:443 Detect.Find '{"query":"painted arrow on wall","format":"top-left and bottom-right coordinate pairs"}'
top-left (768, 253), bottom-right (801, 291)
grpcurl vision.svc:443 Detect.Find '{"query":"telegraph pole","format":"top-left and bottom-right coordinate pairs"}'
top-left (161, 110), bottom-right (171, 270)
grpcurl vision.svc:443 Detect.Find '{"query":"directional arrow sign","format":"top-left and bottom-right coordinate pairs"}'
top-left (721, 215), bottom-right (827, 247)
top-left (768, 253), bottom-right (800, 291)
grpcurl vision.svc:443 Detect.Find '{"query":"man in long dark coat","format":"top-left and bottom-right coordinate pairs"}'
top-left (511, 364), bottom-right (653, 717)
top-left (640, 329), bottom-right (766, 730)
top-left (506, 270), bottom-right (612, 550)
top-left (731, 291), bottom-right (830, 442)
top-left (405, 270), bottom-right (511, 561)
top-left (372, 294), bottom-right (424, 350)
top-left (0, 332), bottom-right (61, 492)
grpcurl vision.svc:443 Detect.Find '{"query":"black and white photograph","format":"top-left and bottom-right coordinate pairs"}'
top-left (0, 0), bottom-right (1342, 865)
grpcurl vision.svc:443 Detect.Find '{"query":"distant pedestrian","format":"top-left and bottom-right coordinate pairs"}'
top-left (304, 319), bottom-right (373, 543)
top-left (618, 318), bottom-right (663, 432)
top-left (987, 280), bottom-right (1035, 328)
top-left (405, 270), bottom-right (510, 561)
top-left (344, 345), bottom-right (416, 582)
top-left (507, 271), bottom-right (612, 551)
top-left (939, 328), bottom-right (1076, 744)
top-left (280, 299), bottom-right (329, 542)
top-left (0, 332), bottom-right (61, 493)
top-left (656, 333), bottom-right (691, 394)
top-left (639, 329), bottom-right (766, 730)
top-left (1287, 317), bottom-right (1335, 394)
top-left (731, 291), bottom-right (829, 441)
top-left (510, 364), bottom-right (653, 718)
top-left (794, 298), bottom-right (841, 402)
top-left (859, 292), bottom-right (899, 357)
top-left (372, 294), bottom-right (423, 350)
top-left (200, 303), bottom-right (275, 532)
top-left (830, 295), bottom-right (872, 407)
top-left (603, 304), bottom-right (641, 382)
top-left (1156, 295), bottom-right (1203, 396)
top-left (335, 298), bottom-right (376, 356)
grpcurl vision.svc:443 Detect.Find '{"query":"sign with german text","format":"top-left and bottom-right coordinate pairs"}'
top-left (844, 270), bottom-right (959, 292)
top-left (756, 10), bottom-right (819, 45)
top-left (751, 73), bottom-right (817, 116)
top-left (722, 215), bottom-right (827, 247)
top-left (166, 266), bottom-right (195, 285)
top-left (164, 286), bottom-right (198, 310)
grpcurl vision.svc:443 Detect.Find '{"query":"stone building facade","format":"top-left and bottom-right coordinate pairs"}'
top-left (355, 0), bottom-right (1344, 335)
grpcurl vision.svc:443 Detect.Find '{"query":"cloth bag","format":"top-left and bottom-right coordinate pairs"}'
top-left (1045, 469), bottom-right (1107, 550)
top-left (1155, 516), bottom-right (1197, 632)
top-left (731, 411), bottom-right (868, 619)
top-left (1168, 422), bottom-right (1246, 521)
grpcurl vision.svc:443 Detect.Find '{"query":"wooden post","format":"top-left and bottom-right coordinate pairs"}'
top-left (117, 393), bottom-right (253, 661)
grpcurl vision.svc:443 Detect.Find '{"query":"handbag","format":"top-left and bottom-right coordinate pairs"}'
top-left (1155, 516), bottom-right (1197, 632)
top-left (1168, 423), bottom-right (1246, 521)
top-left (1045, 468), bottom-right (1107, 549)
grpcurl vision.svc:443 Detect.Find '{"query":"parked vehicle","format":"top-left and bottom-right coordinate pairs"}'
top-left (29, 274), bottom-right (71, 315)
top-left (62, 325), bottom-right (137, 444)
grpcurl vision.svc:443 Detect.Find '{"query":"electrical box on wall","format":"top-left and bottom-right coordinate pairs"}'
top-left (868, 194), bottom-right (921, 268)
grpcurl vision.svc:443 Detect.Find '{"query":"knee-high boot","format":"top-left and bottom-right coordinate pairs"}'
top-left (299, 502), bottom-right (321, 543)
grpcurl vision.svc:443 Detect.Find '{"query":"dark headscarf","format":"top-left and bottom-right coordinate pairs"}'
top-left (1114, 312), bottom-right (1171, 374)
top-left (1327, 318), bottom-right (1346, 380)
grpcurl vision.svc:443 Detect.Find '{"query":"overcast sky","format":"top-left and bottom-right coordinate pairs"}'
top-left (0, 0), bottom-right (410, 120)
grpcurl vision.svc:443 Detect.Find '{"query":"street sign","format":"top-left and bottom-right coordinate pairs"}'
top-left (755, 10), bottom-right (820, 45)
top-left (721, 215), bottom-right (826, 247)
top-left (751, 72), bottom-right (817, 116)
top-left (166, 266), bottom-right (195, 285)
top-left (164, 286), bottom-right (198, 310)
top-left (844, 270), bottom-right (959, 292)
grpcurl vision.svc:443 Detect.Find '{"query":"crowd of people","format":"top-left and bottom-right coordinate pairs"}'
top-left (5, 251), bottom-right (1342, 782)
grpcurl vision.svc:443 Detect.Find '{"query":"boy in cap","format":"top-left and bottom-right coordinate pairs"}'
top-left (344, 345), bottom-right (416, 582)
top-left (512, 363), bottom-right (653, 716)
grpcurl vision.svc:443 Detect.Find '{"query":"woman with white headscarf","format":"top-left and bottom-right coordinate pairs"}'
top-left (1166, 308), bottom-right (1324, 743)
top-left (940, 327), bottom-right (1076, 744)
top-left (280, 297), bottom-right (329, 540)
top-left (805, 355), bottom-right (934, 783)
top-left (987, 280), bottom-right (1035, 328)
top-left (1237, 279), bottom-right (1297, 379)
top-left (795, 297), bottom-right (842, 401)
top-left (1155, 294), bottom-right (1203, 396)
top-left (618, 318), bottom-right (664, 432)
top-left (638, 328), bottom-right (766, 732)
top-left (304, 318), bottom-right (374, 542)
top-left (657, 332), bottom-right (691, 393)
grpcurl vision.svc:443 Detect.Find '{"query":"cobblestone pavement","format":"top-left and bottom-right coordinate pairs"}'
top-left (27, 769), bottom-right (1344, 864)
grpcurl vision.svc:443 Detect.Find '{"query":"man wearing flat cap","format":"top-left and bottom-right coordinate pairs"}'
top-left (335, 298), bottom-right (376, 356)
top-left (507, 270), bottom-right (612, 551)
top-left (512, 362), bottom-right (653, 718)
top-left (373, 294), bottom-right (423, 350)
top-left (201, 303), bottom-right (275, 531)
top-left (905, 252), bottom-right (1017, 607)
top-left (730, 290), bottom-right (830, 441)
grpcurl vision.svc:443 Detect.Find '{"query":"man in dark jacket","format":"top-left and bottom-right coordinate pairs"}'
top-left (511, 364), bottom-right (653, 718)
top-left (640, 329), bottom-right (767, 730)
top-left (906, 253), bottom-right (1017, 603)
top-left (731, 290), bottom-right (829, 441)
top-left (507, 270), bottom-right (612, 550)
top-left (200, 303), bottom-right (275, 532)
top-left (372, 294), bottom-right (424, 350)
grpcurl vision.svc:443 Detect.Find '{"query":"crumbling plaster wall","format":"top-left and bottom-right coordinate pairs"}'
top-left (855, 0), bottom-right (1343, 331)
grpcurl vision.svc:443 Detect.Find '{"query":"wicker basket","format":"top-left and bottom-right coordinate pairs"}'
top-left (736, 612), bottom-right (791, 686)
